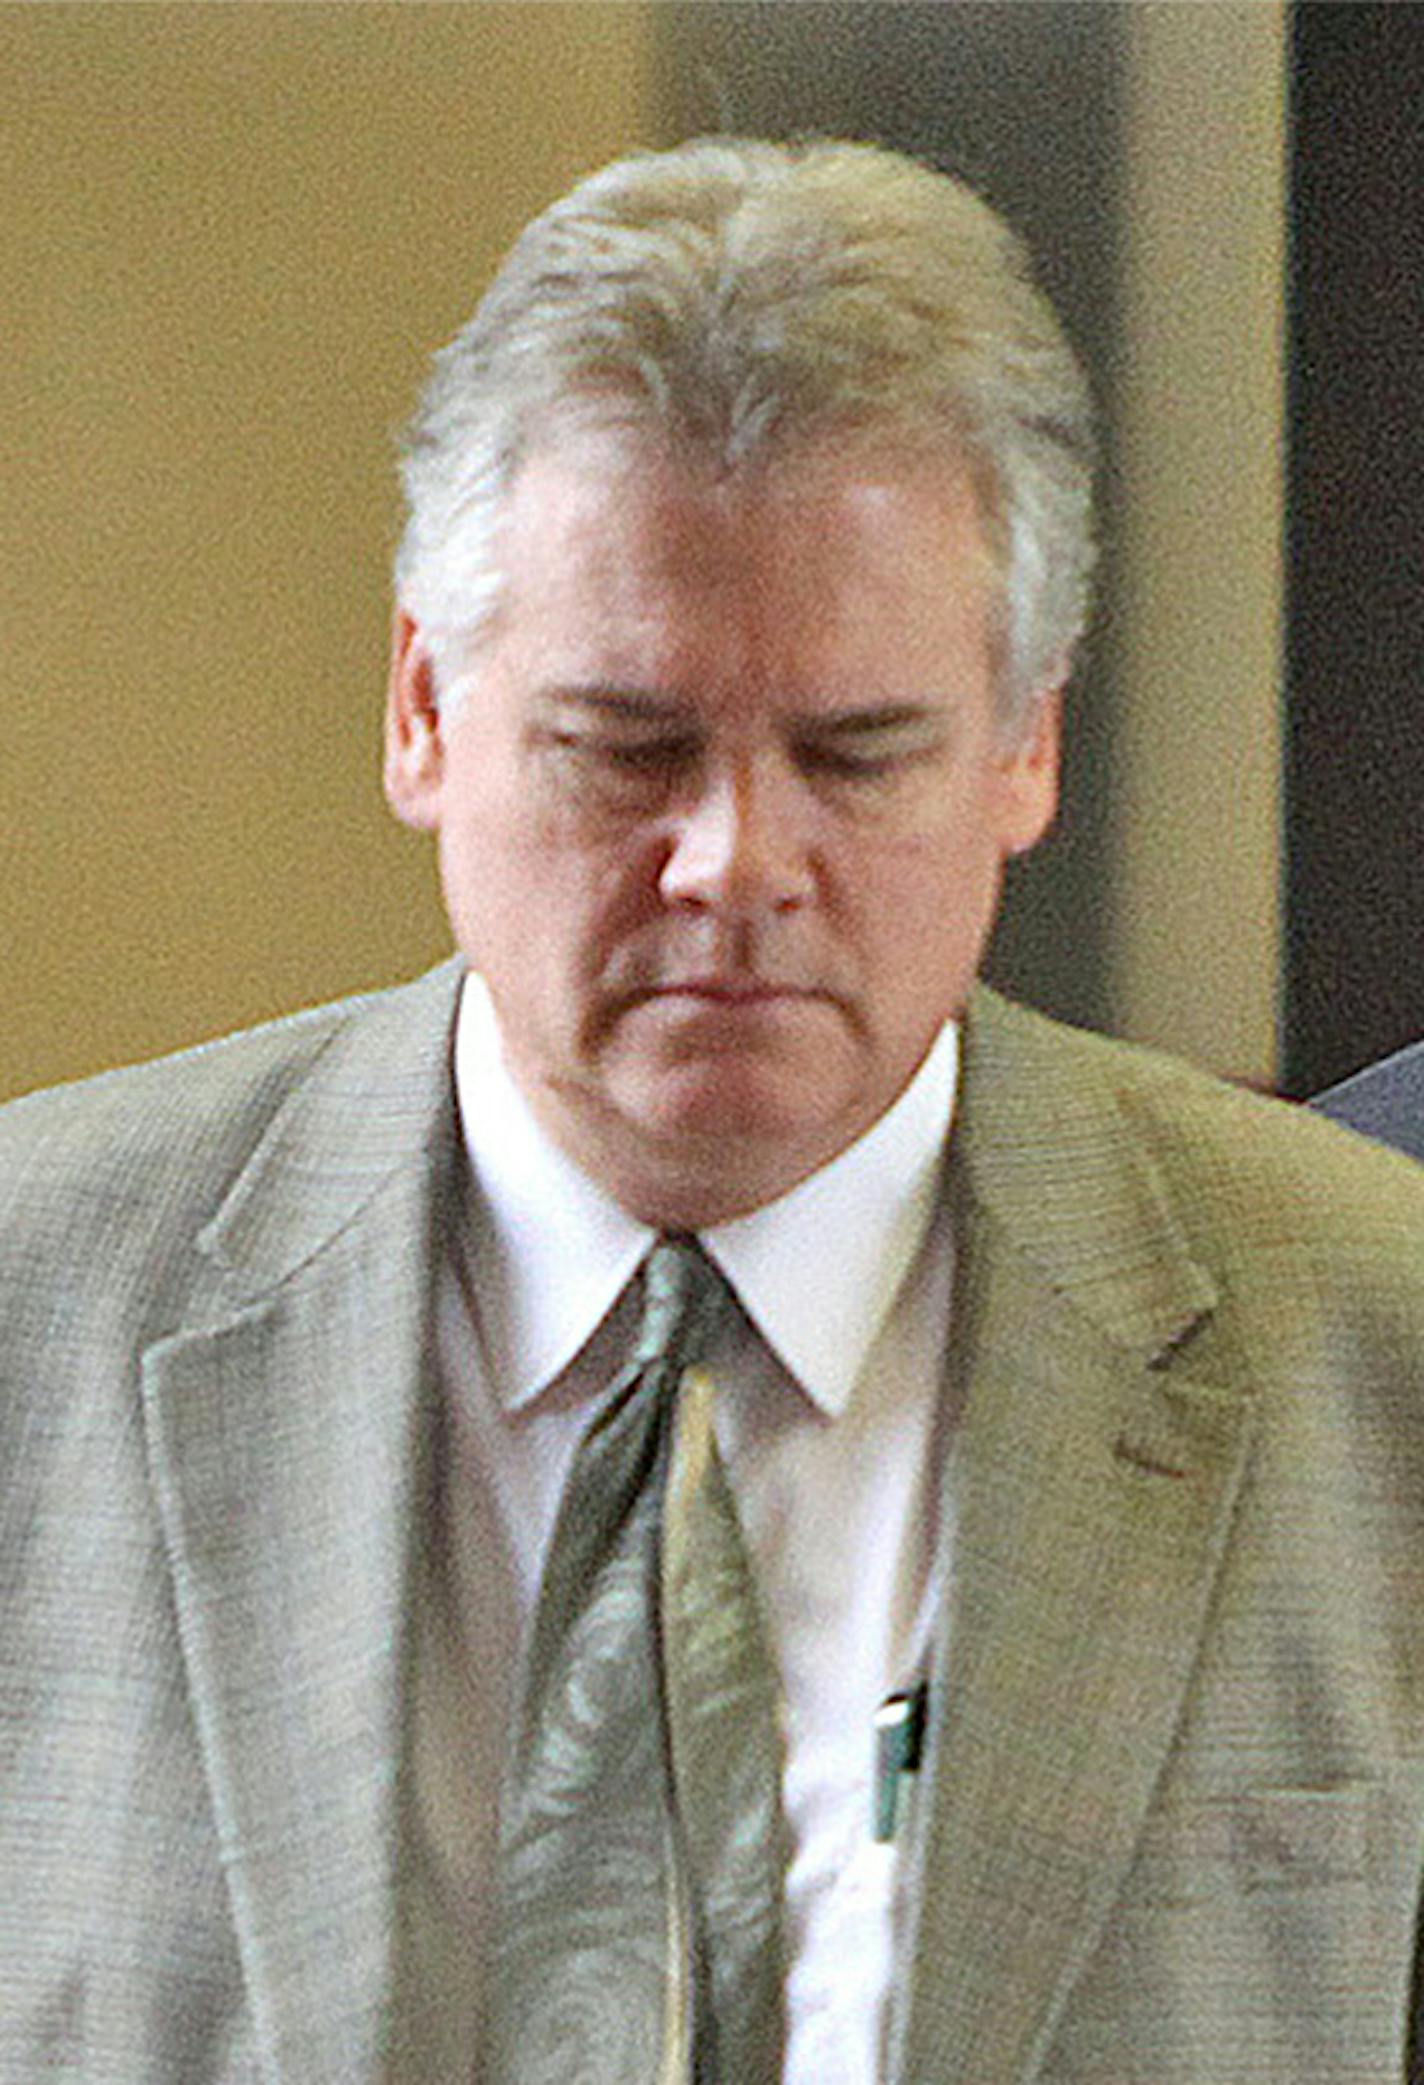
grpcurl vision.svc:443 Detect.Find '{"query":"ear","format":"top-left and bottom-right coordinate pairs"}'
top-left (383, 610), bottom-right (446, 832)
top-left (996, 683), bottom-right (1063, 858)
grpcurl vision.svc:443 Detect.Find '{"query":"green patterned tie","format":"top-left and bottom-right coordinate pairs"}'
top-left (486, 1236), bottom-right (788, 2083)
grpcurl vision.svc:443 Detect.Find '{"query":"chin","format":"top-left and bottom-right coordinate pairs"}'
top-left (634, 1063), bottom-right (832, 1145)
top-left (621, 1079), bottom-right (867, 1223)
top-left (613, 1121), bottom-right (830, 1229)
top-left (575, 1067), bottom-right (865, 1228)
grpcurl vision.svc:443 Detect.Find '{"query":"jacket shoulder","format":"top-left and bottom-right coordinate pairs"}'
top-left (4, 985), bottom-right (363, 1181)
top-left (968, 989), bottom-right (1424, 1263)
top-left (0, 964), bottom-right (461, 1289)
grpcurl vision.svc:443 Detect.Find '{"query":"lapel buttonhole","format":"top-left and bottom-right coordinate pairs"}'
top-left (1112, 1436), bottom-right (1191, 1481)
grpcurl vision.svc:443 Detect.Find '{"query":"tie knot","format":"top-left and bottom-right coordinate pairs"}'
top-left (635, 1234), bottom-right (729, 1374)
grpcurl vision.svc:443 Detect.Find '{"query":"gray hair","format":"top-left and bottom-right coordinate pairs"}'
top-left (396, 136), bottom-right (1095, 735)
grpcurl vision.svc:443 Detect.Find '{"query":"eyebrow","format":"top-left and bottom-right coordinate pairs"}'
top-left (794, 704), bottom-right (944, 737)
top-left (540, 686), bottom-right (946, 731)
top-left (538, 686), bottom-right (690, 723)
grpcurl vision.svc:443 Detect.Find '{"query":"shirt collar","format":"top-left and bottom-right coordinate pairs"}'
top-left (454, 973), bottom-right (958, 1417)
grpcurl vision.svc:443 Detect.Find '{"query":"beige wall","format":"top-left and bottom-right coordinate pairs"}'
top-left (1109, 0), bottom-right (1286, 1084)
top-left (5, 4), bottom-right (1289, 1101)
top-left (2, 3), bottom-right (652, 1100)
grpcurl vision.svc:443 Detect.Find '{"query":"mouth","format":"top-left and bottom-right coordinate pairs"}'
top-left (644, 979), bottom-right (821, 1006)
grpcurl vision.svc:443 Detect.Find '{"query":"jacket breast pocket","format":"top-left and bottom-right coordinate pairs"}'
top-left (1050, 1782), bottom-right (1406, 2084)
top-left (1132, 1780), bottom-right (1377, 1905)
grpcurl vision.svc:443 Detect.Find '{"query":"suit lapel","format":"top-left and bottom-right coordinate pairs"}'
top-left (892, 992), bottom-right (1256, 2085)
top-left (140, 963), bottom-right (465, 2084)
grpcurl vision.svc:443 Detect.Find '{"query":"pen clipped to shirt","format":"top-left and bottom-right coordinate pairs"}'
top-left (872, 1682), bottom-right (928, 1844)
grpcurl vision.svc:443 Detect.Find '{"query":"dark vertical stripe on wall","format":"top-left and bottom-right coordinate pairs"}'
top-left (650, 2), bottom-right (1126, 1033)
top-left (1284, 3), bottom-right (1424, 1096)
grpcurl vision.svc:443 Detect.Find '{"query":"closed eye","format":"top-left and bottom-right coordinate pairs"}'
top-left (548, 730), bottom-right (700, 777)
top-left (793, 715), bottom-right (945, 782)
top-left (795, 742), bottom-right (905, 781)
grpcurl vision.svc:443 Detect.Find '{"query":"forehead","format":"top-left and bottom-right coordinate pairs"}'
top-left (488, 419), bottom-right (999, 699)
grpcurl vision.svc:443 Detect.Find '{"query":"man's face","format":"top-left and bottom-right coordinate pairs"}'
top-left (387, 420), bottom-right (1059, 1226)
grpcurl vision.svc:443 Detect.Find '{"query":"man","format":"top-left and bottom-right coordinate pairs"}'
top-left (3, 137), bottom-right (1424, 2085)
top-left (1317, 1041), bottom-right (1424, 1162)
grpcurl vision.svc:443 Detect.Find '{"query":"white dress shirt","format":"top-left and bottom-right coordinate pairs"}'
top-left (415, 973), bottom-right (961, 2083)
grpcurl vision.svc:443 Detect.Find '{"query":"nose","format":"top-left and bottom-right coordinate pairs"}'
top-left (658, 761), bottom-right (814, 917)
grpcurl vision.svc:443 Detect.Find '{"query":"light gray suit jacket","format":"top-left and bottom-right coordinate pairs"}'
top-left (6, 960), bottom-right (1424, 2083)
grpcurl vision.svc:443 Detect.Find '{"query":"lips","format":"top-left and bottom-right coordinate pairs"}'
top-left (647, 979), bottom-right (818, 1004)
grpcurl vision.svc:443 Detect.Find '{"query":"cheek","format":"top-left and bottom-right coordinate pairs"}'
top-left (442, 802), bottom-right (657, 969)
top-left (436, 794), bottom-right (538, 960)
top-left (849, 821), bottom-right (1004, 970)
top-left (857, 814), bottom-right (998, 909)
